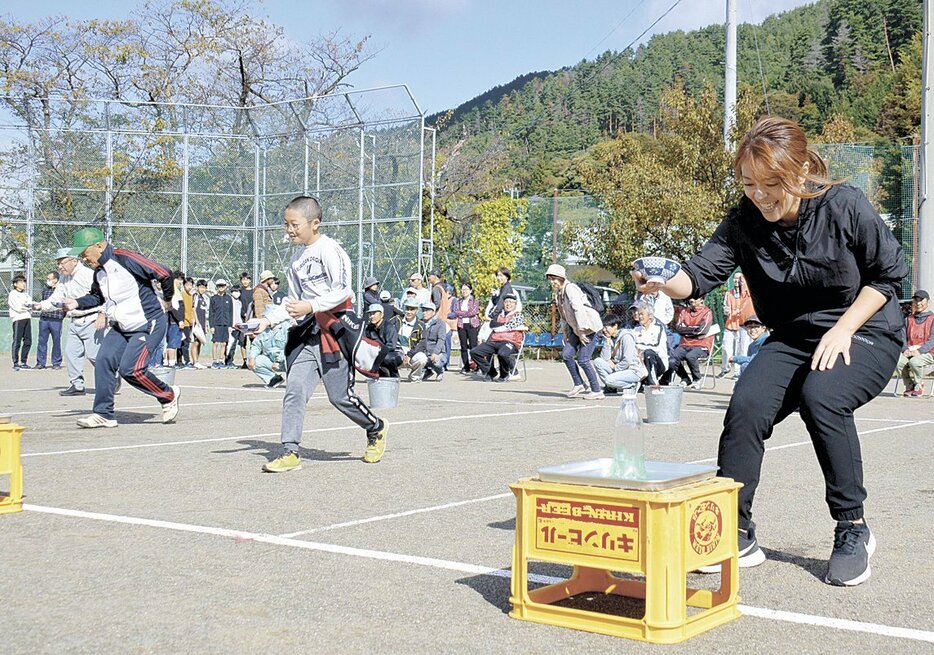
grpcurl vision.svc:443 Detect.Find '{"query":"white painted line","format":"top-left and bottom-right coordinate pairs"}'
top-left (737, 605), bottom-right (934, 643)
top-left (686, 420), bottom-right (932, 464)
top-left (403, 395), bottom-right (566, 407)
top-left (279, 493), bottom-right (514, 538)
top-left (22, 404), bottom-right (602, 457)
top-left (13, 397), bottom-right (289, 417)
top-left (1, 387), bottom-right (66, 393)
top-left (22, 503), bottom-right (934, 644)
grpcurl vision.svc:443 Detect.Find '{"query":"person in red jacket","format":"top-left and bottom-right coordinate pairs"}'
top-left (895, 290), bottom-right (934, 396)
top-left (661, 297), bottom-right (713, 389)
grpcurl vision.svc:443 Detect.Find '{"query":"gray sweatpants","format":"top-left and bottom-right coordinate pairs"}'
top-left (66, 319), bottom-right (102, 391)
top-left (280, 339), bottom-right (380, 453)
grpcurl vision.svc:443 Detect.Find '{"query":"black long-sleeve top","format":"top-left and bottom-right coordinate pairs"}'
top-left (680, 184), bottom-right (907, 338)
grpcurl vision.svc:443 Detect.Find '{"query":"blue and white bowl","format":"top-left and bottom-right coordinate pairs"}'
top-left (633, 257), bottom-right (681, 285)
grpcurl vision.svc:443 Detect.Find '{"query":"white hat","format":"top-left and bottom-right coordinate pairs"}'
top-left (421, 301), bottom-right (436, 311)
top-left (215, 278), bottom-right (228, 286)
top-left (259, 270), bottom-right (275, 282)
top-left (379, 290), bottom-right (391, 301)
top-left (545, 264), bottom-right (567, 279)
top-left (366, 303), bottom-right (384, 314)
top-left (55, 247), bottom-right (73, 260)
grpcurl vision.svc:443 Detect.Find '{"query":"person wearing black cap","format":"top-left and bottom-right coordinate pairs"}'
top-left (633, 117), bottom-right (907, 587)
top-left (729, 316), bottom-right (769, 379)
top-left (895, 290), bottom-right (934, 397)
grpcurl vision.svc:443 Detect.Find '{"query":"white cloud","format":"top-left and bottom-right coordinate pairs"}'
top-left (641, 0), bottom-right (817, 40)
top-left (334, 0), bottom-right (470, 34)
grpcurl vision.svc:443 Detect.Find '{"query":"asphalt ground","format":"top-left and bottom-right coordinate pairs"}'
top-left (1, 360), bottom-right (932, 653)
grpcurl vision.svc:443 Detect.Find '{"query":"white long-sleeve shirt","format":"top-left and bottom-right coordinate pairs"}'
top-left (37, 263), bottom-right (101, 324)
top-left (285, 235), bottom-right (354, 313)
top-left (8, 289), bottom-right (33, 321)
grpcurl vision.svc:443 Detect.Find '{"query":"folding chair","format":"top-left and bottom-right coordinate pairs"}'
top-left (697, 323), bottom-right (722, 390)
top-left (509, 337), bottom-right (528, 382)
top-left (892, 362), bottom-right (934, 397)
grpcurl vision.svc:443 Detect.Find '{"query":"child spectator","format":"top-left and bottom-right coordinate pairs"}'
top-left (247, 306), bottom-right (290, 388)
top-left (9, 274), bottom-right (34, 370)
top-left (593, 313), bottom-right (647, 393)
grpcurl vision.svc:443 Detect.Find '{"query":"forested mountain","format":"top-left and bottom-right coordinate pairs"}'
top-left (430, 0), bottom-right (922, 198)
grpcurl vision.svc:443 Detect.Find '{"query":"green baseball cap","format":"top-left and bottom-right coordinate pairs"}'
top-left (68, 227), bottom-right (106, 257)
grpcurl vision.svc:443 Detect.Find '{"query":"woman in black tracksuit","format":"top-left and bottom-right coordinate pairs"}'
top-left (634, 117), bottom-right (906, 588)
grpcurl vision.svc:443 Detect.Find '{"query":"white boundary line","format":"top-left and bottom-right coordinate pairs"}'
top-left (274, 420), bottom-right (930, 537)
top-left (21, 404), bottom-right (603, 457)
top-left (279, 493), bottom-right (514, 538)
top-left (13, 397), bottom-right (292, 417)
top-left (21, 503), bottom-right (934, 644)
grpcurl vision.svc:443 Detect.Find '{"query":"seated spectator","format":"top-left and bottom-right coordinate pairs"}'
top-left (629, 301), bottom-right (669, 385)
top-left (895, 290), bottom-right (934, 397)
top-left (661, 297), bottom-right (713, 389)
top-left (362, 276), bottom-right (381, 309)
top-left (731, 315), bottom-right (769, 378)
top-left (635, 289), bottom-right (674, 326)
top-left (394, 299), bottom-right (425, 380)
top-left (487, 267), bottom-right (522, 320)
top-left (247, 307), bottom-right (290, 388)
top-left (364, 304), bottom-right (402, 378)
top-left (470, 294), bottom-right (526, 382)
top-left (593, 314), bottom-right (647, 393)
top-left (379, 289), bottom-right (402, 319)
top-left (408, 301), bottom-right (447, 381)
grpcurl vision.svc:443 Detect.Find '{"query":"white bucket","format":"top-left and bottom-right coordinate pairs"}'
top-left (150, 366), bottom-right (177, 388)
top-left (644, 385), bottom-right (683, 424)
top-left (367, 377), bottom-right (400, 409)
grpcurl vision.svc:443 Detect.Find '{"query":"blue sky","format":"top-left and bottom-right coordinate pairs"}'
top-left (6, 0), bottom-right (816, 114)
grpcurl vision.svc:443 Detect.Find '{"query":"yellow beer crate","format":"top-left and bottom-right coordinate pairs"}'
top-left (509, 475), bottom-right (742, 644)
top-left (0, 418), bottom-right (24, 515)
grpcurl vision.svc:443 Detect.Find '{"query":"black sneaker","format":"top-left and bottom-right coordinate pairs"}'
top-left (59, 386), bottom-right (86, 396)
top-left (267, 374), bottom-right (284, 388)
top-left (825, 521), bottom-right (876, 587)
top-left (698, 521), bottom-right (766, 573)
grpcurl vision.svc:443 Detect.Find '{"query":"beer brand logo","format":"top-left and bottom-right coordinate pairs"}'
top-left (689, 501), bottom-right (722, 555)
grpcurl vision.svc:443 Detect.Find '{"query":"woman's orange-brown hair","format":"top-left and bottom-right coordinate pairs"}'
top-left (735, 117), bottom-right (841, 199)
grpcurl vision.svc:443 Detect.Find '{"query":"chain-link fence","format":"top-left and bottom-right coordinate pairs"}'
top-left (0, 86), bottom-right (434, 310)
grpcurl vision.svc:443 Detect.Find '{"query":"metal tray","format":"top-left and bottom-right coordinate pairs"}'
top-left (537, 458), bottom-right (717, 491)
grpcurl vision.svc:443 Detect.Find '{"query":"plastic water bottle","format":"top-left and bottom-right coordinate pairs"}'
top-left (611, 388), bottom-right (647, 480)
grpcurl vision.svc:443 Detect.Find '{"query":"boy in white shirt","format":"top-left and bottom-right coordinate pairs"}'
top-left (252, 195), bottom-right (387, 472)
top-left (8, 275), bottom-right (34, 370)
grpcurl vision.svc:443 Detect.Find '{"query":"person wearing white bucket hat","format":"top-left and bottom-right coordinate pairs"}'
top-left (34, 246), bottom-right (105, 396)
top-left (546, 264), bottom-right (605, 400)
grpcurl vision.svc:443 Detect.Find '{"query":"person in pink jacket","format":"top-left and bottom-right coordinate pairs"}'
top-left (449, 281), bottom-right (481, 372)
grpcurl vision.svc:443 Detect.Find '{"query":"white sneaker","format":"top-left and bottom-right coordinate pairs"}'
top-left (76, 413), bottom-right (118, 429)
top-left (582, 390), bottom-right (605, 400)
top-left (162, 385), bottom-right (180, 423)
top-left (566, 384), bottom-right (586, 398)
top-left (193, 362), bottom-right (207, 370)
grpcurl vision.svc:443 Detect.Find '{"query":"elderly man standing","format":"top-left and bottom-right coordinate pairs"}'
top-left (34, 247), bottom-right (105, 396)
top-left (62, 227), bottom-right (180, 428)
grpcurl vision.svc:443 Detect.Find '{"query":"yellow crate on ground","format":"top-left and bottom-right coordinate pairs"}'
top-left (0, 417), bottom-right (24, 515)
top-left (509, 476), bottom-right (743, 644)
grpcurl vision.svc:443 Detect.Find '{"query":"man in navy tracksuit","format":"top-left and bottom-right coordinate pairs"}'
top-left (63, 227), bottom-right (180, 428)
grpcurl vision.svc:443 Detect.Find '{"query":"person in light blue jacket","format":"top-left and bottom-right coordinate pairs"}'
top-left (247, 309), bottom-right (290, 388)
top-left (730, 316), bottom-right (769, 379)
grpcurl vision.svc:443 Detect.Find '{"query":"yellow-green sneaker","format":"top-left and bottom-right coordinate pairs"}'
top-left (263, 452), bottom-right (302, 473)
top-left (363, 420), bottom-right (388, 463)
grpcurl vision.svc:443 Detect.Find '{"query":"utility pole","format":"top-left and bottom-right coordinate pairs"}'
top-left (724, 0), bottom-right (737, 149)
top-left (920, 0), bottom-right (934, 294)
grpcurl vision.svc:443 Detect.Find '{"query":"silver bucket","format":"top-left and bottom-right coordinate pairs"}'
top-left (367, 377), bottom-right (400, 409)
top-left (150, 366), bottom-right (177, 388)
top-left (644, 385), bottom-right (683, 424)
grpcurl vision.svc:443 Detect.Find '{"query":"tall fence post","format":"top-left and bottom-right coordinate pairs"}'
top-left (181, 133), bottom-right (189, 274)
